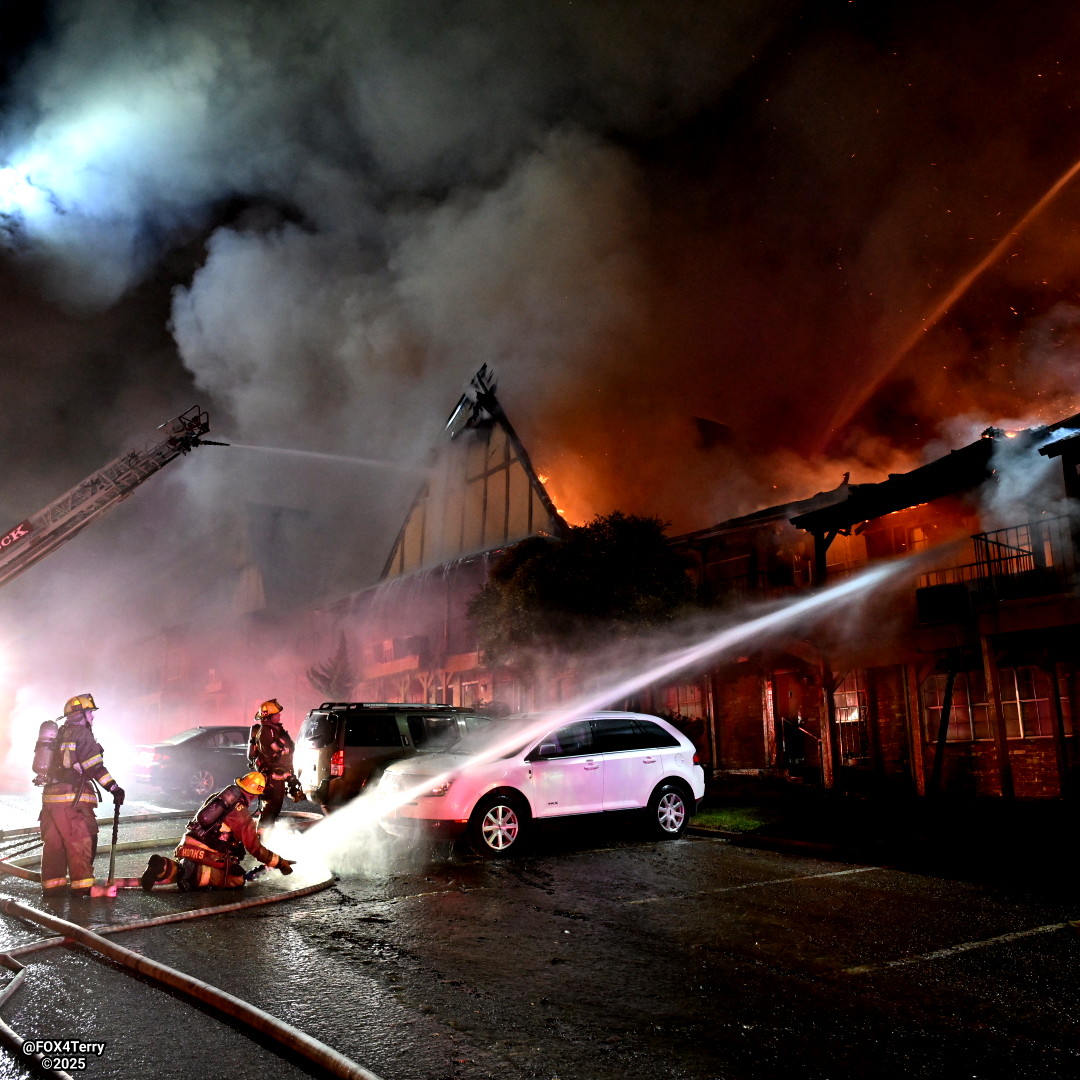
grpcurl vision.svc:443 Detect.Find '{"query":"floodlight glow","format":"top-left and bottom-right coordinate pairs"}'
top-left (0, 165), bottom-right (53, 222)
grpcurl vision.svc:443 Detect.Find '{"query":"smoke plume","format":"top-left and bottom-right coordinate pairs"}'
top-left (7, 1), bottom-right (1080, 768)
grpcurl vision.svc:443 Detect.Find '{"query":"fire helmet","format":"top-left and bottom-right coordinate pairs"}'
top-left (257, 698), bottom-right (283, 720)
top-left (63, 694), bottom-right (97, 717)
top-left (235, 771), bottom-right (266, 796)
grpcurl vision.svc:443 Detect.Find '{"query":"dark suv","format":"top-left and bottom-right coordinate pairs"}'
top-left (294, 702), bottom-right (494, 809)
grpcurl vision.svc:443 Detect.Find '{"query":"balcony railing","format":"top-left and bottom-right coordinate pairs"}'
top-left (916, 515), bottom-right (1077, 613)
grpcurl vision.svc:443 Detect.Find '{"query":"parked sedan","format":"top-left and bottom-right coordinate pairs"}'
top-left (379, 711), bottom-right (705, 856)
top-left (133, 725), bottom-right (250, 803)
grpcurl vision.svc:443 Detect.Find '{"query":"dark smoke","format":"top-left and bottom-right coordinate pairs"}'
top-left (6, 1), bottom-right (1080, 766)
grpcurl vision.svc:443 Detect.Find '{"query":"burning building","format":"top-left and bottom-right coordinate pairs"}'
top-left (319, 366), bottom-right (569, 712)
top-left (668, 417), bottom-right (1080, 800)
top-left (311, 368), bottom-right (1080, 802)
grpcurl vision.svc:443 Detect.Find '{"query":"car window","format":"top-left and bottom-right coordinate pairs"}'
top-left (591, 716), bottom-right (641, 753)
top-left (159, 727), bottom-right (207, 745)
top-left (300, 713), bottom-right (337, 748)
top-left (408, 714), bottom-right (459, 750)
top-left (464, 714), bottom-right (494, 733)
top-left (632, 719), bottom-right (681, 749)
top-left (532, 720), bottom-right (595, 759)
top-left (345, 714), bottom-right (402, 747)
top-left (448, 715), bottom-right (539, 758)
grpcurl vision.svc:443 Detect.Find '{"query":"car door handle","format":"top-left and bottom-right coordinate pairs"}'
top-left (584, 763), bottom-right (600, 770)
top-left (642, 757), bottom-right (657, 764)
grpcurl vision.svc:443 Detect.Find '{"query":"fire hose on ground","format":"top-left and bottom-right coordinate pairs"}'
top-left (0, 813), bottom-right (384, 1080)
top-left (3, 899), bottom-right (384, 1080)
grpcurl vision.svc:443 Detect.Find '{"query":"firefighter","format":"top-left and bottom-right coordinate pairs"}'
top-left (247, 698), bottom-right (302, 833)
top-left (39, 694), bottom-right (125, 896)
top-left (140, 771), bottom-right (294, 891)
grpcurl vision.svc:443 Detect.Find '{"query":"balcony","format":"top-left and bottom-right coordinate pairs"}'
top-left (916, 515), bottom-right (1077, 621)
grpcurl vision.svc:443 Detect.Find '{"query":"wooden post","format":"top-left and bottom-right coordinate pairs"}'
top-left (904, 664), bottom-right (928, 797)
top-left (980, 634), bottom-right (1014, 799)
top-left (820, 662), bottom-right (838, 790)
top-left (1044, 655), bottom-right (1070, 799)
top-left (928, 668), bottom-right (956, 796)
top-left (706, 671), bottom-right (722, 774)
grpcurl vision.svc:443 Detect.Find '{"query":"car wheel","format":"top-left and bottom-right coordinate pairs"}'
top-left (468, 793), bottom-right (528, 857)
top-left (189, 768), bottom-right (216, 801)
top-left (648, 782), bottom-right (690, 839)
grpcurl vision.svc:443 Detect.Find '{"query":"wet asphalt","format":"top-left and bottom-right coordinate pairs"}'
top-left (2, 798), bottom-right (1080, 1080)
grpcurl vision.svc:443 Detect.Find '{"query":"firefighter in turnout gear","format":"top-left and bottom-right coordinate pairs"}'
top-left (247, 698), bottom-right (302, 832)
top-left (38, 694), bottom-right (125, 896)
top-left (139, 772), bottom-right (294, 891)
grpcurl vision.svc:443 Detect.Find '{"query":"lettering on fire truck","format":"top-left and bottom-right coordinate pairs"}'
top-left (1, 521), bottom-right (32, 549)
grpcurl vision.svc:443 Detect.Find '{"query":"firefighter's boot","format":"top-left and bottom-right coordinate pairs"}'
top-left (140, 854), bottom-right (170, 892)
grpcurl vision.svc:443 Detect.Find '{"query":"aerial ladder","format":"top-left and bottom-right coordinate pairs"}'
top-left (0, 406), bottom-right (223, 590)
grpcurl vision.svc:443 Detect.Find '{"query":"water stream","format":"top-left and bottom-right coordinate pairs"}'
top-left (292, 553), bottom-right (912, 872)
top-left (229, 443), bottom-right (430, 474)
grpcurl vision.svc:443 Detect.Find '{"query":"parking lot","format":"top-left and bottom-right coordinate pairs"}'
top-left (3, 806), bottom-right (1079, 1080)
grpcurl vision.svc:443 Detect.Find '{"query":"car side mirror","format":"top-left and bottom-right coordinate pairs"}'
top-left (534, 741), bottom-right (559, 759)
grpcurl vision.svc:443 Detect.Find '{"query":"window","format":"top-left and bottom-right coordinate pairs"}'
top-left (833, 672), bottom-right (869, 759)
top-left (592, 716), bottom-right (641, 753)
top-left (408, 714), bottom-right (458, 750)
top-left (206, 729), bottom-right (244, 748)
top-left (345, 715), bottom-right (401, 747)
top-left (663, 682), bottom-right (704, 721)
top-left (532, 720), bottom-right (594, 759)
top-left (923, 671), bottom-right (990, 742)
top-left (865, 524), bottom-right (930, 560)
top-left (923, 666), bottom-right (1072, 741)
top-left (999, 666), bottom-right (1072, 738)
top-left (632, 719), bottom-right (681, 749)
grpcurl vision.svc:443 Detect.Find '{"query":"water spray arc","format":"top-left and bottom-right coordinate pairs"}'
top-left (229, 444), bottom-right (431, 475)
top-left (300, 552), bottom-right (914, 868)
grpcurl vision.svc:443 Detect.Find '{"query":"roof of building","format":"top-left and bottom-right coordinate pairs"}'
top-left (381, 365), bottom-right (570, 580)
top-left (791, 412), bottom-right (1080, 534)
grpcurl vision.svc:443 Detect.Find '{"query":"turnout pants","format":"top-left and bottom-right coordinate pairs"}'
top-left (39, 803), bottom-right (98, 893)
top-left (257, 777), bottom-right (287, 832)
top-left (145, 846), bottom-right (246, 890)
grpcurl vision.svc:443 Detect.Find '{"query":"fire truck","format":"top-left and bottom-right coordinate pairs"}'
top-left (0, 406), bottom-right (220, 590)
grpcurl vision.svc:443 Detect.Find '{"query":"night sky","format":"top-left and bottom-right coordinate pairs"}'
top-left (5, 0), bottom-right (1080, 689)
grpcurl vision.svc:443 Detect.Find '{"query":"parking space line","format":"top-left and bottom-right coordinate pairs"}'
top-left (843, 920), bottom-right (1077, 975)
top-left (624, 865), bottom-right (881, 904)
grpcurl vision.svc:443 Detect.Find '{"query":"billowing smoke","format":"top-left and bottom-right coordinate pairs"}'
top-left (7, 2), bottom-right (1080, 778)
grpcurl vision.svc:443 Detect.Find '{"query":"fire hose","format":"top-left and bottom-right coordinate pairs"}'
top-left (0, 813), bottom-right (380, 1080)
top-left (2, 900), bottom-right (383, 1080)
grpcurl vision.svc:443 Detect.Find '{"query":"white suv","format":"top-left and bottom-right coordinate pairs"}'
top-left (378, 711), bottom-right (705, 856)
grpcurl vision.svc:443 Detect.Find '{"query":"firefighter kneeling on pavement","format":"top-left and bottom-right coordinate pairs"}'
top-left (140, 772), bottom-right (294, 891)
top-left (36, 694), bottom-right (125, 897)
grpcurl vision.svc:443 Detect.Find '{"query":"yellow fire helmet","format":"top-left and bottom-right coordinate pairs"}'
top-left (235, 771), bottom-right (266, 797)
top-left (257, 698), bottom-right (283, 719)
top-left (63, 694), bottom-right (97, 717)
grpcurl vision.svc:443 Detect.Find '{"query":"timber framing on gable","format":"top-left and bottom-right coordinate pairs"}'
top-left (382, 365), bottom-right (570, 580)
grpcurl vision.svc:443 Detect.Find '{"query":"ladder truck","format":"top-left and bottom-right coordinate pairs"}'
top-left (0, 406), bottom-right (222, 590)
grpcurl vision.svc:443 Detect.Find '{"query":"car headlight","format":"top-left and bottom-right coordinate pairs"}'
top-left (424, 779), bottom-right (454, 798)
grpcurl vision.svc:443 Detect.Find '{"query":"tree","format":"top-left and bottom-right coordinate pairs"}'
top-left (307, 632), bottom-right (358, 700)
top-left (468, 512), bottom-right (692, 671)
